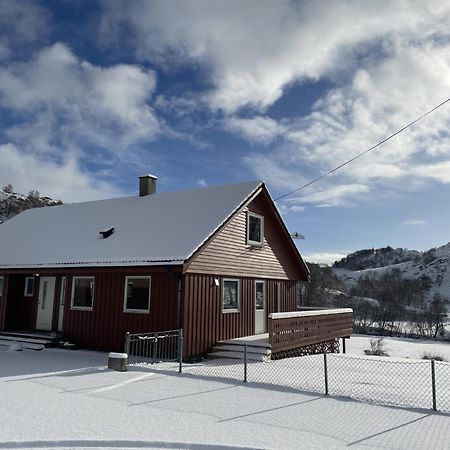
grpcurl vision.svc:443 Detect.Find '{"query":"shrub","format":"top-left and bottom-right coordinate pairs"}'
top-left (421, 351), bottom-right (447, 362)
top-left (364, 337), bottom-right (389, 356)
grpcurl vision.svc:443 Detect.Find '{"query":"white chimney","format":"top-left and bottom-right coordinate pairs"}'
top-left (139, 174), bottom-right (157, 196)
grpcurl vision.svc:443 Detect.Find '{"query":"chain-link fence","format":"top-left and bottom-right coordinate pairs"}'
top-left (127, 340), bottom-right (450, 414)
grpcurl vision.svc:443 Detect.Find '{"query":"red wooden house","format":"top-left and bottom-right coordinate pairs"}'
top-left (0, 177), bottom-right (310, 357)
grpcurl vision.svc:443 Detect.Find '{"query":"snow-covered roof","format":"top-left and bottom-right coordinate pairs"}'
top-left (0, 180), bottom-right (263, 268)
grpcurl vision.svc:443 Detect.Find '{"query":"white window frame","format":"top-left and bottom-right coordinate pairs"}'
top-left (24, 277), bottom-right (35, 297)
top-left (222, 278), bottom-right (240, 313)
top-left (0, 277), bottom-right (3, 297)
top-left (255, 280), bottom-right (265, 311)
top-left (123, 276), bottom-right (151, 314)
top-left (71, 276), bottom-right (95, 311)
top-left (247, 211), bottom-right (264, 246)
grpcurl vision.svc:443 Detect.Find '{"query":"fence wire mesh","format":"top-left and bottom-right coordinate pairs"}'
top-left (327, 354), bottom-right (432, 410)
top-left (435, 361), bottom-right (450, 413)
top-left (125, 336), bottom-right (450, 414)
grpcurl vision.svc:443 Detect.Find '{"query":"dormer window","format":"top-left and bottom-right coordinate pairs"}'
top-left (247, 212), bottom-right (264, 246)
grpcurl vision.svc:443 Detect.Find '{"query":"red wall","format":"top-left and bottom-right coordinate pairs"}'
top-left (63, 269), bottom-right (179, 351)
top-left (182, 273), bottom-right (298, 357)
top-left (3, 275), bottom-right (38, 330)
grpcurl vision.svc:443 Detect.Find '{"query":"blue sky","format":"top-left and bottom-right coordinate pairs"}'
top-left (1, 1), bottom-right (450, 264)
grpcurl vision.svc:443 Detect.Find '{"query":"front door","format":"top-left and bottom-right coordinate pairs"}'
top-left (255, 280), bottom-right (266, 334)
top-left (36, 277), bottom-right (56, 331)
top-left (57, 277), bottom-right (66, 332)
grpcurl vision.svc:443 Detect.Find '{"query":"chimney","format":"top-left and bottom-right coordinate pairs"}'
top-left (139, 174), bottom-right (157, 196)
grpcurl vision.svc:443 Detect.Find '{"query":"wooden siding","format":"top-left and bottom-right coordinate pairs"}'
top-left (185, 191), bottom-right (306, 280)
top-left (3, 275), bottom-right (38, 330)
top-left (269, 311), bottom-right (353, 353)
top-left (0, 267), bottom-right (180, 352)
top-left (63, 270), bottom-right (178, 351)
top-left (182, 273), bottom-right (298, 356)
top-left (0, 274), bottom-right (7, 331)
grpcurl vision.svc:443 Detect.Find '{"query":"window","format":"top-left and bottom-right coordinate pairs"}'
top-left (247, 212), bottom-right (264, 246)
top-left (24, 277), bottom-right (34, 297)
top-left (124, 277), bottom-right (151, 313)
top-left (223, 279), bottom-right (240, 312)
top-left (255, 281), bottom-right (265, 310)
top-left (71, 277), bottom-right (95, 310)
top-left (0, 277), bottom-right (3, 296)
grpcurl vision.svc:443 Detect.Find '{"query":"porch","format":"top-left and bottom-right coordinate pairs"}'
top-left (213, 308), bottom-right (353, 360)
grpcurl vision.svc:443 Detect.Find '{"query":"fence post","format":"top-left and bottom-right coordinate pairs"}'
top-left (324, 352), bottom-right (329, 395)
top-left (431, 360), bottom-right (437, 411)
top-left (178, 329), bottom-right (183, 374)
top-left (244, 343), bottom-right (248, 382)
top-left (124, 332), bottom-right (131, 355)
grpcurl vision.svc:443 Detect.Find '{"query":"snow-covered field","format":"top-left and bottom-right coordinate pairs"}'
top-left (1, 338), bottom-right (450, 449)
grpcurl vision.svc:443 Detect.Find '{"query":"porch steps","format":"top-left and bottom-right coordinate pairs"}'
top-left (207, 343), bottom-right (271, 362)
top-left (0, 332), bottom-right (61, 348)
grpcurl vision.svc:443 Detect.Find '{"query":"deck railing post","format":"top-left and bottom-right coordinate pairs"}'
top-left (178, 329), bottom-right (183, 373)
top-left (324, 352), bottom-right (329, 395)
top-left (244, 343), bottom-right (248, 382)
top-left (431, 360), bottom-right (437, 411)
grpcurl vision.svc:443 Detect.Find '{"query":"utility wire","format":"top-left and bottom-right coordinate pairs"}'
top-left (274, 97), bottom-right (450, 202)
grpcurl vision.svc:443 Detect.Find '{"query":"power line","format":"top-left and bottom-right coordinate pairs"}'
top-left (274, 97), bottom-right (450, 202)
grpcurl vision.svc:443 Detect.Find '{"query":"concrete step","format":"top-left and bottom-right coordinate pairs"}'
top-left (207, 343), bottom-right (271, 362)
top-left (0, 339), bottom-right (45, 351)
top-left (0, 333), bottom-right (59, 348)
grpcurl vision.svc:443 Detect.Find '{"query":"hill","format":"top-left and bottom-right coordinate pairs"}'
top-left (0, 184), bottom-right (62, 223)
top-left (332, 244), bottom-right (450, 304)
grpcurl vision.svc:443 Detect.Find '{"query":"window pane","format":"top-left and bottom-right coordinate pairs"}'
top-left (125, 278), bottom-right (150, 311)
top-left (0, 277), bottom-right (3, 296)
top-left (25, 278), bottom-right (34, 296)
top-left (73, 278), bottom-right (94, 308)
top-left (249, 215), bottom-right (262, 243)
top-left (223, 280), bottom-right (239, 310)
top-left (255, 282), bottom-right (264, 310)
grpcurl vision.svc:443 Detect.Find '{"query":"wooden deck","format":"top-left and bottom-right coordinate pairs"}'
top-left (218, 308), bottom-right (353, 359)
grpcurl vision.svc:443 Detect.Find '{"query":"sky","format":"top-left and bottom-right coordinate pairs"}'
top-left (1, 1), bottom-right (450, 264)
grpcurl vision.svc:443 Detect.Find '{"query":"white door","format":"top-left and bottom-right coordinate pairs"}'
top-left (36, 277), bottom-right (56, 331)
top-left (57, 277), bottom-right (66, 332)
top-left (255, 280), bottom-right (266, 334)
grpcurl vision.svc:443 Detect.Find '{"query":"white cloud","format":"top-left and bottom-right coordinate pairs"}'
top-left (245, 29), bottom-right (450, 207)
top-left (0, 43), bottom-right (160, 154)
top-left (413, 161), bottom-right (450, 184)
top-left (0, 0), bottom-right (50, 59)
top-left (302, 251), bottom-right (348, 266)
top-left (100, 0), bottom-right (450, 113)
top-left (0, 144), bottom-right (122, 202)
top-left (224, 116), bottom-right (285, 144)
top-left (403, 219), bottom-right (426, 226)
top-left (289, 184), bottom-right (371, 208)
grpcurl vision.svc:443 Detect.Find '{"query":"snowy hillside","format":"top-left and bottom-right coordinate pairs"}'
top-left (0, 185), bottom-right (62, 223)
top-left (333, 243), bottom-right (450, 303)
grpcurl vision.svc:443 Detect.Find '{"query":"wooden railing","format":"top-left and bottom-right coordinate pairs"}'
top-left (268, 309), bottom-right (353, 353)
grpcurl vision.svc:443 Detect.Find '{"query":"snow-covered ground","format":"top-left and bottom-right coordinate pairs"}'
top-left (346, 334), bottom-right (450, 360)
top-left (1, 344), bottom-right (450, 449)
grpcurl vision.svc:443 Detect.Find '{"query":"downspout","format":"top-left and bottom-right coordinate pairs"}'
top-left (176, 275), bottom-right (182, 330)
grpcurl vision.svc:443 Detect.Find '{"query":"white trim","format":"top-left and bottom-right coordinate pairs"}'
top-left (0, 276), bottom-right (3, 296)
top-left (123, 276), bottom-right (151, 314)
top-left (71, 276), bottom-right (95, 311)
top-left (255, 280), bottom-right (265, 311)
top-left (24, 277), bottom-right (34, 297)
top-left (247, 211), bottom-right (264, 246)
top-left (269, 308), bottom-right (353, 319)
top-left (222, 278), bottom-right (240, 313)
